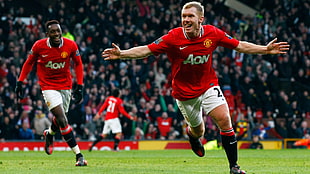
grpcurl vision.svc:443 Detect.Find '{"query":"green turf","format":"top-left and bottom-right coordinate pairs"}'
top-left (0, 149), bottom-right (309, 174)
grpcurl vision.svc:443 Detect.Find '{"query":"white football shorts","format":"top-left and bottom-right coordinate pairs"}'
top-left (102, 118), bottom-right (122, 134)
top-left (42, 90), bottom-right (71, 112)
top-left (176, 86), bottom-right (227, 127)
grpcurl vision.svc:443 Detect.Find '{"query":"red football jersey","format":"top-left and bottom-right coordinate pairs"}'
top-left (98, 96), bottom-right (132, 120)
top-left (18, 37), bottom-right (83, 90)
top-left (148, 25), bottom-right (239, 100)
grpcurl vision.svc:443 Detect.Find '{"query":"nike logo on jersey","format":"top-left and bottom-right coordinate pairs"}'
top-left (179, 46), bottom-right (188, 50)
top-left (42, 55), bottom-right (48, 57)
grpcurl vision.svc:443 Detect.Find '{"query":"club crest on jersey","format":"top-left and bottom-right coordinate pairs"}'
top-left (203, 39), bottom-right (212, 48)
top-left (153, 37), bottom-right (163, 45)
top-left (61, 51), bottom-right (68, 58)
top-left (225, 33), bottom-right (233, 39)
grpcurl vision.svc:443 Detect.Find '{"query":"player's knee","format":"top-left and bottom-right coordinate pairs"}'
top-left (215, 114), bottom-right (232, 130)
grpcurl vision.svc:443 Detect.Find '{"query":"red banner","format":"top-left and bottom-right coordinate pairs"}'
top-left (0, 141), bottom-right (139, 152)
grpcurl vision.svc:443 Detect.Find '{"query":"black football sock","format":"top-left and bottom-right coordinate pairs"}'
top-left (76, 153), bottom-right (83, 158)
top-left (60, 125), bottom-right (77, 148)
top-left (221, 134), bottom-right (238, 168)
top-left (62, 130), bottom-right (77, 148)
top-left (114, 137), bottom-right (120, 150)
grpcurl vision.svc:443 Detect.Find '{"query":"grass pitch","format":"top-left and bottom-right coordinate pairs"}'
top-left (0, 149), bottom-right (309, 174)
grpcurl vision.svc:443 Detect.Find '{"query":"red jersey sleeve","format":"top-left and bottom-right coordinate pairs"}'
top-left (18, 42), bottom-right (39, 82)
top-left (147, 32), bottom-right (171, 56)
top-left (117, 98), bottom-right (132, 119)
top-left (71, 43), bottom-right (84, 85)
top-left (214, 27), bottom-right (239, 49)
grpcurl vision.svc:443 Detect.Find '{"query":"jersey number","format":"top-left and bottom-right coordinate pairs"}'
top-left (107, 101), bottom-right (116, 113)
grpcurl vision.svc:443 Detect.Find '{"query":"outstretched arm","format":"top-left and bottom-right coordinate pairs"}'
top-left (102, 43), bottom-right (153, 60)
top-left (234, 38), bottom-right (290, 55)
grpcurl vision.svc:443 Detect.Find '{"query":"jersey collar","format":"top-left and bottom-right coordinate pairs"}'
top-left (46, 37), bottom-right (64, 48)
top-left (183, 26), bottom-right (204, 40)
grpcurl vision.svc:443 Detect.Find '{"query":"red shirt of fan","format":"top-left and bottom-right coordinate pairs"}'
top-left (157, 116), bottom-right (173, 137)
top-left (18, 37), bottom-right (83, 90)
top-left (148, 25), bottom-right (239, 101)
top-left (98, 96), bottom-right (132, 121)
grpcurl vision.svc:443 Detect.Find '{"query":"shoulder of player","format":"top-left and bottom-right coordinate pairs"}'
top-left (203, 24), bottom-right (225, 34)
top-left (33, 38), bottom-right (48, 46)
top-left (202, 24), bottom-right (216, 29)
top-left (161, 27), bottom-right (184, 43)
top-left (202, 24), bottom-right (220, 34)
top-left (30, 38), bottom-right (48, 53)
top-left (168, 27), bottom-right (183, 35)
top-left (116, 97), bottom-right (123, 102)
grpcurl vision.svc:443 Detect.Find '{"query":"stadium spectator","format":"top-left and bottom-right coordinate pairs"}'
top-left (15, 20), bottom-right (87, 166)
top-left (252, 123), bottom-right (271, 140)
top-left (149, 103), bottom-right (163, 124)
top-left (0, 116), bottom-right (18, 141)
top-left (18, 121), bottom-right (34, 140)
top-left (249, 135), bottom-right (263, 149)
top-left (260, 90), bottom-right (274, 118)
top-left (153, 62), bottom-right (166, 88)
top-left (0, 59), bottom-right (8, 87)
top-left (145, 123), bottom-right (158, 140)
top-left (16, 110), bottom-right (31, 130)
top-left (167, 126), bottom-right (181, 140)
top-left (157, 111), bottom-right (173, 140)
top-left (101, 2), bottom-right (289, 173)
top-left (32, 108), bottom-right (51, 140)
top-left (299, 91), bottom-right (310, 115)
top-left (274, 118), bottom-right (288, 139)
top-left (132, 115), bottom-right (148, 140)
top-left (287, 120), bottom-right (301, 138)
top-left (235, 114), bottom-right (249, 140)
top-left (81, 106), bottom-right (97, 141)
top-left (296, 120), bottom-right (310, 138)
top-left (277, 91), bottom-right (293, 118)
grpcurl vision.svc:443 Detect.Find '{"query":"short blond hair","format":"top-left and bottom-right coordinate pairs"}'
top-left (182, 1), bottom-right (204, 17)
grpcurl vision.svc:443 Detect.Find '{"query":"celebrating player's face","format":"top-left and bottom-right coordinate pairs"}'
top-left (181, 7), bottom-right (203, 38)
top-left (47, 24), bottom-right (62, 47)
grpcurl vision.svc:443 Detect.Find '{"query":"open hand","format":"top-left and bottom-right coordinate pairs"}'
top-left (102, 43), bottom-right (121, 60)
top-left (266, 38), bottom-right (290, 54)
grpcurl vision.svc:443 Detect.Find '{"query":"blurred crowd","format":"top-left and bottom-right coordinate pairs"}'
top-left (0, 0), bottom-right (309, 143)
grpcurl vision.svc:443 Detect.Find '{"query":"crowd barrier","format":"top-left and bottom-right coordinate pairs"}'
top-left (0, 139), bottom-right (304, 152)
